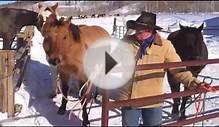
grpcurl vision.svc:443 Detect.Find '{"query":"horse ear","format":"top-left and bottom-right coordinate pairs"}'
top-left (38, 3), bottom-right (42, 9)
top-left (67, 16), bottom-right (72, 21)
top-left (51, 2), bottom-right (58, 12)
top-left (65, 16), bottom-right (72, 26)
top-left (198, 23), bottom-right (204, 32)
top-left (179, 23), bottom-right (185, 30)
top-left (59, 17), bottom-right (65, 22)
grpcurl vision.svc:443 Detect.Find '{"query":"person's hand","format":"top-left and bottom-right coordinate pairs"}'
top-left (187, 78), bottom-right (216, 92)
top-left (187, 78), bottom-right (202, 90)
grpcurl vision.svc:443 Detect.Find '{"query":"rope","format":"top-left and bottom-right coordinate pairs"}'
top-left (68, 81), bottom-right (93, 120)
top-left (55, 64), bottom-right (103, 121)
top-left (79, 64), bottom-right (103, 97)
top-left (55, 75), bottom-right (77, 103)
top-left (174, 75), bottom-right (218, 117)
top-left (192, 82), bottom-right (216, 127)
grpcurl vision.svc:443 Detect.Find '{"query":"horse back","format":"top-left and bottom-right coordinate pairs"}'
top-left (79, 25), bottom-right (110, 47)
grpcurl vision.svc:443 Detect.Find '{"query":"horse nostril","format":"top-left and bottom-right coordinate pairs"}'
top-left (48, 58), bottom-right (60, 66)
top-left (55, 58), bottom-right (60, 64)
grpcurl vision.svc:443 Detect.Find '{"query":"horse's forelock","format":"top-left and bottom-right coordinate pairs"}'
top-left (44, 16), bottom-right (80, 42)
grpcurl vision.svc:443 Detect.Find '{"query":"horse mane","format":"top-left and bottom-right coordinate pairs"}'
top-left (53, 17), bottom-right (64, 26)
top-left (69, 24), bottom-right (80, 41)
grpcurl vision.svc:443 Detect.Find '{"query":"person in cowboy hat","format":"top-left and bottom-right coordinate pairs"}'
top-left (117, 11), bottom-right (203, 126)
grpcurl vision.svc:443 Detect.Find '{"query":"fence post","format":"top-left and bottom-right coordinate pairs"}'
top-left (2, 52), bottom-right (8, 113)
top-left (112, 18), bottom-right (117, 36)
top-left (0, 53), bottom-right (4, 112)
top-left (7, 51), bottom-right (15, 117)
top-left (101, 89), bottom-right (109, 126)
top-left (0, 51), bottom-right (15, 117)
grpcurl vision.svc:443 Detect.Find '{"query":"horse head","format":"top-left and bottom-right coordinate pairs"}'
top-left (37, 2), bottom-right (59, 32)
top-left (178, 23), bottom-right (205, 60)
top-left (42, 15), bottom-right (82, 66)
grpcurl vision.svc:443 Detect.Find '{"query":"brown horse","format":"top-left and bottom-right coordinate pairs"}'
top-left (41, 13), bottom-right (110, 126)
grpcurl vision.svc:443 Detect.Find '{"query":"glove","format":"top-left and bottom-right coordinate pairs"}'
top-left (187, 78), bottom-right (201, 90)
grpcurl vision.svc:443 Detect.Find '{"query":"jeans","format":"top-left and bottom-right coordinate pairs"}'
top-left (121, 107), bottom-right (162, 126)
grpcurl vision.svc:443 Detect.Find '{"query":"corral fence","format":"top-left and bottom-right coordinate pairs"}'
top-left (101, 59), bottom-right (219, 126)
top-left (0, 51), bottom-right (15, 118)
top-left (111, 18), bottom-right (127, 39)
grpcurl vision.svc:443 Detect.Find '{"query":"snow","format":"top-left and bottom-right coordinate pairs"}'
top-left (1, 12), bottom-right (219, 126)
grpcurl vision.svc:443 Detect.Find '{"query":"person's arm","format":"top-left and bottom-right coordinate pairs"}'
top-left (164, 40), bottom-right (200, 89)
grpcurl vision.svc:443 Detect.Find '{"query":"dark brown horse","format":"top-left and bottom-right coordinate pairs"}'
top-left (0, 7), bottom-right (43, 49)
top-left (41, 13), bottom-right (110, 126)
top-left (167, 23), bottom-right (208, 120)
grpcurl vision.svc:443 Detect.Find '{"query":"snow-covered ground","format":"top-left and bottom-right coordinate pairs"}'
top-left (1, 13), bottom-right (219, 126)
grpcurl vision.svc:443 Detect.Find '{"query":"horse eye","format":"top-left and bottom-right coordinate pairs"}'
top-left (63, 36), bottom-right (67, 39)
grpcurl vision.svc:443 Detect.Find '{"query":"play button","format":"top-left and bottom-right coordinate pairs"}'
top-left (105, 52), bottom-right (117, 75)
top-left (83, 37), bottom-right (135, 90)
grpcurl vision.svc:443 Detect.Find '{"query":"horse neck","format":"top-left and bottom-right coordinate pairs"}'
top-left (16, 10), bottom-right (39, 29)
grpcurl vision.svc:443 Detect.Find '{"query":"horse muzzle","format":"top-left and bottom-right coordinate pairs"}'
top-left (48, 57), bottom-right (60, 66)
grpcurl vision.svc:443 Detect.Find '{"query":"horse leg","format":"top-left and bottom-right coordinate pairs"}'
top-left (167, 71), bottom-right (181, 118)
top-left (49, 65), bottom-right (60, 99)
top-left (93, 86), bottom-right (99, 103)
top-left (79, 80), bottom-right (90, 126)
top-left (180, 72), bottom-right (199, 120)
top-left (179, 87), bottom-right (190, 120)
top-left (57, 79), bottom-right (69, 115)
top-left (2, 37), bottom-right (14, 50)
top-left (81, 97), bottom-right (90, 126)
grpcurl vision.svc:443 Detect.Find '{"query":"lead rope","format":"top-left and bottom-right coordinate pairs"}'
top-left (55, 64), bottom-right (103, 120)
top-left (174, 75), bottom-right (218, 122)
top-left (68, 64), bottom-right (103, 120)
top-left (193, 77), bottom-right (216, 127)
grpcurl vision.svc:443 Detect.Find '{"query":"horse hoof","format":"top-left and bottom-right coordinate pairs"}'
top-left (48, 93), bottom-right (56, 99)
top-left (57, 108), bottom-right (66, 115)
top-left (179, 115), bottom-right (186, 120)
top-left (14, 87), bottom-right (20, 92)
top-left (171, 113), bottom-right (180, 120)
top-left (14, 104), bottom-right (23, 114)
top-left (82, 120), bottom-right (90, 126)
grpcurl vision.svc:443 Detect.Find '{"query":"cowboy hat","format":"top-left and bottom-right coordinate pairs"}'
top-left (126, 11), bottom-right (163, 34)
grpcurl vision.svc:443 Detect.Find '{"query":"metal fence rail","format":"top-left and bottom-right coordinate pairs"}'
top-left (101, 58), bottom-right (219, 126)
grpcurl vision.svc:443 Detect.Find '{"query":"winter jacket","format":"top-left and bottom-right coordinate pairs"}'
top-left (117, 32), bottom-right (197, 108)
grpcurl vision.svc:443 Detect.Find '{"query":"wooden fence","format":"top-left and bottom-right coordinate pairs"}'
top-left (0, 50), bottom-right (15, 117)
